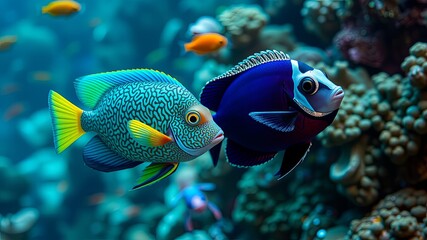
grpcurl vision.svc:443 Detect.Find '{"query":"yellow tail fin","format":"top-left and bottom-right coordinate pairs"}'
top-left (48, 90), bottom-right (85, 153)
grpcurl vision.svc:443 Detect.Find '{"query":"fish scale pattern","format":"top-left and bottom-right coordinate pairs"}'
top-left (81, 82), bottom-right (197, 162)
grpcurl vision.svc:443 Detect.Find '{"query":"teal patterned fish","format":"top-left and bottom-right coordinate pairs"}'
top-left (48, 69), bottom-right (224, 189)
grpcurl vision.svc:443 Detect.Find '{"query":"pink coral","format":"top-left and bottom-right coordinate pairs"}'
top-left (334, 26), bottom-right (385, 68)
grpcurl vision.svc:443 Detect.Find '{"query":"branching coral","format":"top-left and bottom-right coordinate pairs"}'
top-left (346, 188), bottom-right (427, 239)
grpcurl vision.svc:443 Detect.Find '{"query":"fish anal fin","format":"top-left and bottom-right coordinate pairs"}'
top-left (226, 140), bottom-right (276, 167)
top-left (83, 136), bottom-right (142, 172)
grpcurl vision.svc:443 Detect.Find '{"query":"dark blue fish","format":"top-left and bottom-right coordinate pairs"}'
top-left (200, 50), bottom-right (344, 178)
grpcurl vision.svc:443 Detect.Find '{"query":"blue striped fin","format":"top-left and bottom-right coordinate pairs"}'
top-left (83, 136), bottom-right (142, 172)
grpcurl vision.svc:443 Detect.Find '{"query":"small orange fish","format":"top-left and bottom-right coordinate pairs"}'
top-left (184, 33), bottom-right (227, 55)
top-left (0, 35), bottom-right (17, 51)
top-left (42, 0), bottom-right (81, 16)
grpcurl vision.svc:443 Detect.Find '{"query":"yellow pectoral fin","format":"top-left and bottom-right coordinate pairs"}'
top-left (128, 120), bottom-right (172, 147)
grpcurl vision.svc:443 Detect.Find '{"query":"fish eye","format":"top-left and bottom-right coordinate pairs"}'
top-left (185, 110), bottom-right (201, 126)
top-left (300, 77), bottom-right (319, 95)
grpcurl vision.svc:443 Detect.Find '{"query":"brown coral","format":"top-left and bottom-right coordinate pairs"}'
top-left (401, 42), bottom-right (427, 89)
top-left (347, 188), bottom-right (427, 240)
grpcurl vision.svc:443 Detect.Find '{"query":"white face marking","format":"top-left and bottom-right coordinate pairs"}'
top-left (290, 60), bottom-right (344, 117)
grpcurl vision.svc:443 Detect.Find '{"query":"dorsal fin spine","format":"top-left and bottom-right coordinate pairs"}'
top-left (199, 50), bottom-right (290, 111)
top-left (210, 50), bottom-right (290, 82)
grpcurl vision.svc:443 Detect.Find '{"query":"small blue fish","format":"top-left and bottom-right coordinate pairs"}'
top-left (200, 50), bottom-right (344, 178)
top-left (48, 69), bottom-right (224, 189)
top-left (171, 183), bottom-right (222, 231)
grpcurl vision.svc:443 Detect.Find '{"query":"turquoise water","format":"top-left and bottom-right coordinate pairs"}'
top-left (1, 0), bottom-right (427, 239)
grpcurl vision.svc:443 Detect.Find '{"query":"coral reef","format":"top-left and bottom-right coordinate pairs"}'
top-left (334, 26), bottom-right (385, 69)
top-left (317, 83), bottom-right (372, 146)
top-left (330, 138), bottom-right (393, 206)
top-left (2, 0), bottom-right (427, 239)
top-left (216, 4), bottom-right (297, 64)
top-left (401, 42), bottom-right (427, 89)
top-left (0, 208), bottom-right (39, 240)
top-left (319, 42), bottom-right (427, 206)
top-left (300, 0), bottom-right (343, 42)
top-left (218, 5), bottom-right (269, 50)
top-left (331, 1), bottom-right (427, 72)
top-left (18, 109), bottom-right (52, 148)
top-left (347, 188), bottom-right (427, 239)
top-left (232, 156), bottom-right (342, 240)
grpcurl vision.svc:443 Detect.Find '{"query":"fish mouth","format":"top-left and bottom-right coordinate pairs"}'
top-left (173, 129), bottom-right (224, 157)
top-left (331, 87), bottom-right (344, 101)
top-left (211, 131), bottom-right (224, 146)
